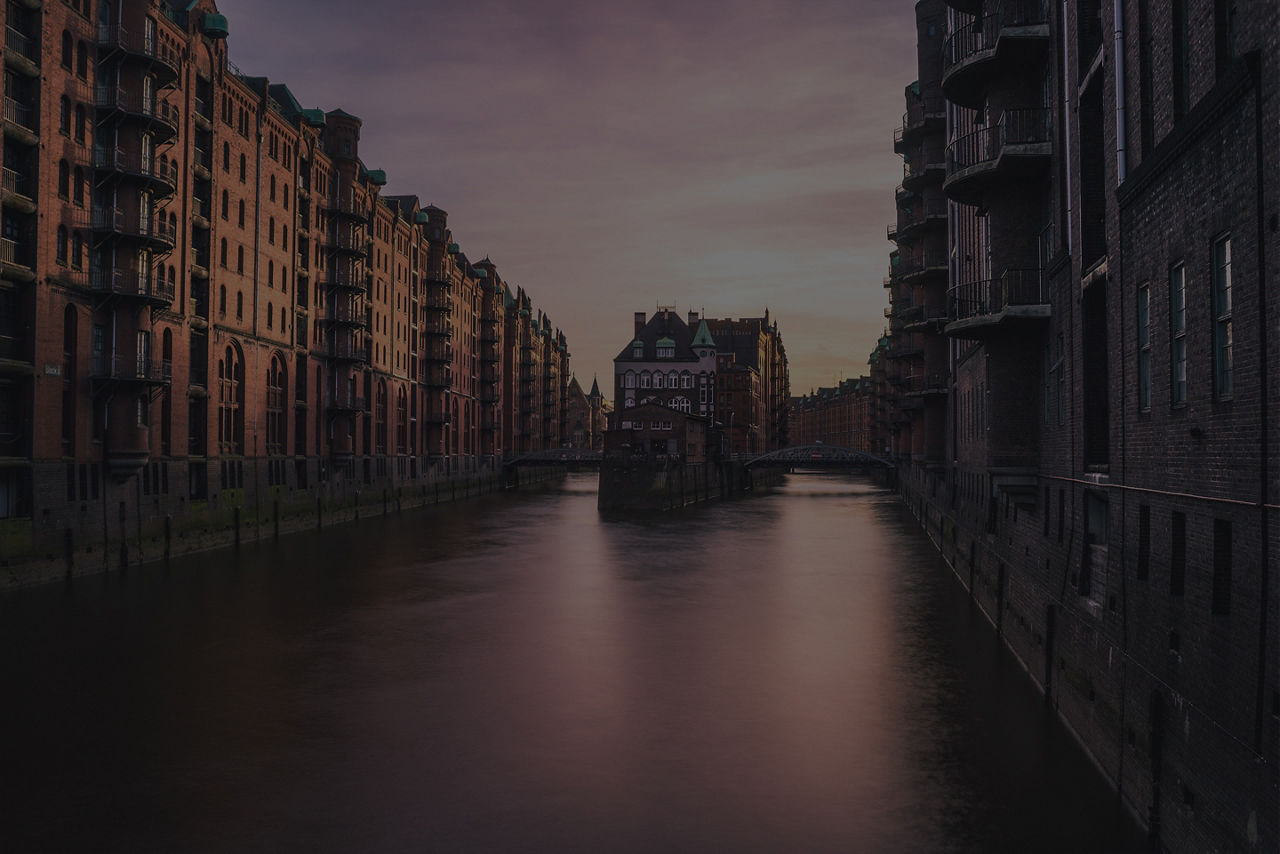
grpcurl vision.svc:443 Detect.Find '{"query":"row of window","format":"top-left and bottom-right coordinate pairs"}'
top-left (622, 370), bottom-right (701, 389)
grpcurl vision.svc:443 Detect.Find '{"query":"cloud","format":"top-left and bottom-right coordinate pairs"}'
top-left (216, 0), bottom-right (916, 391)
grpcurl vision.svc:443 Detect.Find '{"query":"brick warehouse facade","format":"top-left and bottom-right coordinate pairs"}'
top-left (0, 0), bottom-right (572, 580)
top-left (881, 1), bottom-right (1278, 850)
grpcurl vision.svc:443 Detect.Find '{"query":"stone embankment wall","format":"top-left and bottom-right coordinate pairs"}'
top-left (0, 467), bottom-right (565, 593)
top-left (598, 460), bottom-right (782, 513)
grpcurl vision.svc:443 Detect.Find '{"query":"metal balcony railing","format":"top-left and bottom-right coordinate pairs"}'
top-left (950, 268), bottom-right (1046, 320)
top-left (943, 1), bottom-right (1050, 73)
top-left (90, 354), bottom-right (169, 382)
top-left (2, 167), bottom-right (30, 199)
top-left (3, 97), bottom-right (36, 132)
top-left (947, 108), bottom-right (1051, 174)
top-left (90, 269), bottom-right (176, 302)
top-left (5, 26), bottom-right (37, 62)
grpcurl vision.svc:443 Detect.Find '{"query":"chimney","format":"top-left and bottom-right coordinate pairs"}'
top-left (634, 312), bottom-right (646, 336)
top-left (688, 310), bottom-right (699, 327)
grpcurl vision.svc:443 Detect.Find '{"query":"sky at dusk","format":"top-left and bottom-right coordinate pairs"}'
top-left (215, 0), bottom-right (918, 394)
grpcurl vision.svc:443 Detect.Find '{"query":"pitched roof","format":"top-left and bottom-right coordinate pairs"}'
top-left (614, 309), bottom-right (701, 362)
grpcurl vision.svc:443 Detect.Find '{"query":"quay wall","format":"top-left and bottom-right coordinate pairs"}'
top-left (597, 460), bottom-right (782, 513)
top-left (0, 460), bottom-right (565, 593)
top-left (896, 462), bottom-right (1277, 853)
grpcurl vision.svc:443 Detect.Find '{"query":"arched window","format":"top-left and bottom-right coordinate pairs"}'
top-left (238, 199), bottom-right (245, 228)
top-left (239, 153), bottom-right (246, 182)
top-left (282, 226), bottom-right (288, 251)
top-left (268, 216), bottom-right (275, 244)
top-left (670, 396), bottom-right (691, 414)
top-left (219, 285), bottom-right (227, 315)
top-left (56, 227), bottom-right (68, 264)
top-left (269, 174), bottom-right (276, 200)
top-left (59, 97), bottom-right (70, 134)
top-left (265, 354), bottom-right (286, 456)
top-left (223, 141), bottom-right (230, 171)
top-left (74, 105), bottom-right (85, 142)
top-left (682, 371), bottom-right (693, 388)
top-left (267, 260), bottom-right (274, 287)
top-left (76, 41), bottom-right (88, 78)
top-left (669, 371), bottom-right (679, 387)
top-left (221, 190), bottom-right (229, 219)
top-left (624, 371), bottom-right (635, 388)
top-left (142, 75), bottom-right (154, 113)
top-left (237, 245), bottom-right (244, 274)
top-left (57, 160), bottom-right (69, 198)
top-left (220, 238), bottom-right (228, 268)
top-left (654, 372), bottom-right (665, 389)
top-left (639, 372), bottom-right (651, 388)
top-left (61, 32), bottom-right (73, 68)
top-left (218, 343), bottom-right (245, 455)
top-left (70, 232), bottom-right (83, 269)
top-left (73, 166), bottom-right (85, 206)
top-left (236, 290), bottom-right (243, 319)
top-left (266, 303), bottom-right (273, 329)
top-left (141, 133), bottom-right (153, 171)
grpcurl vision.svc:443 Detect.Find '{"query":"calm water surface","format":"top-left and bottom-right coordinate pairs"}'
top-left (0, 472), bottom-right (1142, 852)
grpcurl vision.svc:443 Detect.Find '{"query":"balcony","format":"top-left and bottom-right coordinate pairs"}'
top-left (4, 27), bottom-right (40, 77)
top-left (328, 228), bottom-right (365, 255)
top-left (89, 354), bottom-right (171, 386)
top-left (91, 208), bottom-right (176, 251)
top-left (0, 238), bottom-right (34, 281)
top-left (325, 339), bottom-right (369, 363)
top-left (942, 1), bottom-right (1051, 108)
top-left (899, 249), bottom-right (947, 283)
top-left (192, 147), bottom-right (211, 180)
top-left (907, 372), bottom-right (950, 397)
top-left (902, 155), bottom-right (945, 193)
top-left (90, 269), bottom-right (176, 306)
top-left (329, 194), bottom-right (368, 222)
top-left (423, 319), bottom-right (453, 337)
top-left (946, 267), bottom-right (1049, 337)
top-left (894, 197), bottom-right (948, 244)
top-left (324, 392), bottom-right (366, 413)
top-left (192, 97), bottom-right (212, 131)
top-left (96, 23), bottom-right (180, 86)
top-left (944, 109), bottom-right (1052, 205)
top-left (191, 195), bottom-right (211, 230)
top-left (1, 168), bottom-right (35, 213)
top-left (94, 87), bottom-right (180, 141)
top-left (323, 302), bottom-right (369, 327)
top-left (424, 293), bottom-right (453, 311)
top-left (92, 147), bottom-right (177, 196)
top-left (3, 97), bottom-right (38, 144)
top-left (320, 267), bottom-right (366, 292)
top-left (893, 96), bottom-right (946, 154)
top-left (424, 341), bottom-right (452, 363)
top-left (425, 368), bottom-right (453, 389)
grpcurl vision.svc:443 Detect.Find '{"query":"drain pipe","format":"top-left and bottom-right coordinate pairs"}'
top-left (1114, 0), bottom-right (1127, 183)
top-left (1062, 0), bottom-right (1073, 249)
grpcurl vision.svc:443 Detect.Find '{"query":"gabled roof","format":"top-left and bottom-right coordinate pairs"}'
top-left (614, 310), bottom-right (702, 363)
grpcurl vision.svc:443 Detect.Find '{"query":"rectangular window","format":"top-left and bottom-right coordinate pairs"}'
top-left (1137, 504), bottom-right (1150, 580)
top-left (1170, 511), bottom-right (1186, 596)
top-left (1215, 0), bottom-right (1237, 78)
top-left (1212, 518), bottom-right (1231, 615)
top-left (1212, 236), bottom-right (1232, 398)
top-left (1137, 283), bottom-right (1151, 410)
top-left (1170, 263), bottom-right (1187, 405)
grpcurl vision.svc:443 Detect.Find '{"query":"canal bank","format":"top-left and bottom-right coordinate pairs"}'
top-left (0, 465), bottom-right (565, 593)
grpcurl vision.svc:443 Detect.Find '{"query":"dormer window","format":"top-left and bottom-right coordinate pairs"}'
top-left (656, 337), bottom-right (675, 359)
top-left (631, 339), bottom-right (643, 359)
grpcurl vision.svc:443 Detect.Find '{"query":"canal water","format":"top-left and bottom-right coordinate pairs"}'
top-left (0, 472), bottom-right (1142, 853)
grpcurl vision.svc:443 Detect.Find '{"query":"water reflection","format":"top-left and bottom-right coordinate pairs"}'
top-left (0, 472), bottom-right (1140, 852)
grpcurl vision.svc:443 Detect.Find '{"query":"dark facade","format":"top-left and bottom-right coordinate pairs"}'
top-left (880, 1), bottom-right (1278, 850)
top-left (0, 1), bottom-right (571, 578)
top-left (788, 377), bottom-right (873, 452)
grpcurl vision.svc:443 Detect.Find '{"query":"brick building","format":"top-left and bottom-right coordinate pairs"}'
top-left (880, 1), bottom-right (1278, 850)
top-left (610, 308), bottom-right (790, 456)
top-left (0, 0), bottom-right (571, 569)
top-left (788, 376), bottom-right (873, 452)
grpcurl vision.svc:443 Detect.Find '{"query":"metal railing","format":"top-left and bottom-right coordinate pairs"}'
top-left (2, 167), bottom-right (30, 199)
top-left (0, 237), bottom-right (27, 267)
top-left (324, 392), bottom-right (367, 411)
top-left (950, 267), bottom-right (1046, 320)
top-left (90, 269), bottom-right (176, 301)
top-left (3, 97), bottom-right (36, 132)
top-left (5, 26), bottom-right (36, 62)
top-left (89, 354), bottom-right (168, 381)
top-left (943, 1), bottom-right (1050, 72)
top-left (947, 108), bottom-right (1051, 173)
